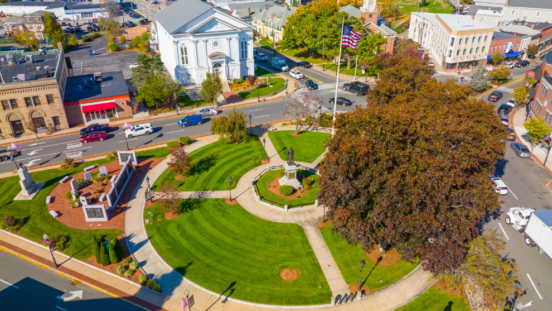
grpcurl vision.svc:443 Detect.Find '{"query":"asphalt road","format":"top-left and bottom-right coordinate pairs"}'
top-left (0, 250), bottom-right (143, 311)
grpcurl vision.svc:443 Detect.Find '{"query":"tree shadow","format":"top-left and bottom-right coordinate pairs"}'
top-left (189, 155), bottom-right (218, 176)
top-left (494, 158), bottom-right (509, 177)
top-left (444, 301), bottom-right (453, 311)
top-left (205, 281), bottom-right (237, 311)
top-left (178, 199), bottom-right (205, 213)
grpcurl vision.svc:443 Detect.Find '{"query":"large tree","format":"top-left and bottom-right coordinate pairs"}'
top-left (283, 91), bottom-right (321, 135)
top-left (210, 107), bottom-right (247, 143)
top-left (136, 73), bottom-right (183, 109)
top-left (470, 62), bottom-right (489, 92)
top-left (489, 65), bottom-right (511, 81)
top-left (318, 79), bottom-right (506, 275)
top-left (200, 72), bottom-right (223, 108)
top-left (43, 12), bottom-right (61, 40)
top-left (167, 146), bottom-right (191, 179)
top-left (131, 54), bottom-right (165, 89)
top-left (523, 117), bottom-right (550, 149)
top-left (14, 30), bottom-right (39, 50)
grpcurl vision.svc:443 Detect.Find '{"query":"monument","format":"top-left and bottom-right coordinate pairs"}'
top-left (279, 147), bottom-right (301, 188)
top-left (81, 196), bottom-right (108, 222)
top-left (14, 166), bottom-right (45, 200)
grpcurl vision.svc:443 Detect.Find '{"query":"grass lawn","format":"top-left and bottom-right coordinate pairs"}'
top-left (179, 96), bottom-right (212, 108)
top-left (255, 67), bottom-right (278, 77)
top-left (399, 0), bottom-right (454, 14)
top-left (259, 38), bottom-right (273, 49)
top-left (145, 199), bottom-right (331, 305)
top-left (395, 285), bottom-right (470, 311)
top-left (268, 130), bottom-right (329, 163)
top-left (255, 169), bottom-right (319, 207)
top-left (0, 159), bottom-right (122, 261)
top-left (320, 223), bottom-right (417, 292)
top-left (152, 136), bottom-right (266, 191)
top-left (135, 146), bottom-right (171, 159)
top-left (238, 78), bottom-right (285, 99)
top-left (279, 48), bottom-right (324, 64)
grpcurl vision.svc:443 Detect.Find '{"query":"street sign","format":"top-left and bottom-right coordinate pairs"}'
top-left (189, 295), bottom-right (195, 307)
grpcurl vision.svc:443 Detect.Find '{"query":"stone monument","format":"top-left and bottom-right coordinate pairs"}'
top-left (14, 166), bottom-right (44, 200)
top-left (279, 147), bottom-right (301, 188)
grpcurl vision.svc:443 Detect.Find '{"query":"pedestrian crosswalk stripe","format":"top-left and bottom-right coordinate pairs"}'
top-left (496, 86), bottom-right (514, 94)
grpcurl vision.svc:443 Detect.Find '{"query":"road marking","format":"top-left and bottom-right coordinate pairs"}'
top-left (66, 143), bottom-right (82, 150)
top-left (57, 290), bottom-right (83, 302)
top-left (509, 189), bottom-right (518, 200)
top-left (56, 306), bottom-right (68, 311)
top-left (66, 152), bottom-right (82, 159)
top-left (254, 115), bottom-right (269, 118)
top-left (26, 159), bottom-right (41, 167)
top-left (28, 149), bottom-right (42, 155)
top-left (302, 74), bottom-right (322, 83)
top-left (119, 139), bottom-right (137, 142)
top-left (0, 278), bottom-right (19, 289)
top-left (167, 130), bottom-right (185, 134)
top-left (249, 108), bottom-right (264, 112)
top-left (498, 222), bottom-right (509, 240)
top-left (527, 274), bottom-right (543, 299)
top-left (28, 142), bottom-right (45, 146)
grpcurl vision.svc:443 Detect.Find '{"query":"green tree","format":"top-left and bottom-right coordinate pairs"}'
top-left (354, 33), bottom-right (387, 74)
top-left (490, 51), bottom-right (504, 65)
top-left (470, 62), bottom-right (489, 92)
top-left (200, 72), bottom-right (223, 108)
top-left (113, 238), bottom-right (125, 261)
top-left (14, 30), bottom-right (39, 50)
top-left (292, 0), bottom-right (297, 6)
top-left (108, 241), bottom-right (119, 264)
top-left (43, 12), bottom-right (62, 39)
top-left (119, 36), bottom-right (126, 44)
top-left (131, 54), bottom-right (165, 89)
top-left (488, 65), bottom-right (511, 81)
top-left (210, 107), bottom-right (247, 143)
top-left (106, 36), bottom-right (118, 52)
top-left (68, 34), bottom-right (79, 47)
top-left (50, 29), bottom-right (68, 51)
top-left (167, 146), bottom-right (191, 178)
top-left (523, 117), bottom-right (551, 149)
top-left (512, 84), bottom-right (528, 104)
top-left (527, 44), bottom-right (539, 57)
top-left (318, 78), bottom-right (505, 275)
top-left (137, 72), bottom-right (183, 109)
top-left (92, 235), bottom-right (101, 264)
top-left (99, 240), bottom-right (110, 266)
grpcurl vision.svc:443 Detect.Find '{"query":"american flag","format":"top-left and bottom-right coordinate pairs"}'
top-left (342, 24), bottom-right (365, 50)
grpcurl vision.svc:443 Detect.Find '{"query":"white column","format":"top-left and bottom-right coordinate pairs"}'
top-left (234, 36), bottom-right (240, 61)
top-left (173, 40), bottom-right (179, 68)
top-left (204, 39), bottom-right (209, 68)
top-left (226, 37), bottom-right (231, 60)
top-left (192, 40), bottom-right (198, 67)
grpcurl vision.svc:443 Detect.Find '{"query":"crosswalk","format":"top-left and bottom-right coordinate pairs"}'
top-left (496, 86), bottom-right (514, 94)
top-left (296, 82), bottom-right (347, 93)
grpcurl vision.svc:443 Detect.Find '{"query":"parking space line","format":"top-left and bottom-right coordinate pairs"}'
top-left (509, 189), bottom-right (518, 200)
top-left (527, 274), bottom-right (543, 299)
top-left (498, 223), bottom-right (509, 240)
top-left (303, 74), bottom-right (322, 83)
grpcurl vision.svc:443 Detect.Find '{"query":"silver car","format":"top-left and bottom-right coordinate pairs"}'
top-left (194, 108), bottom-right (214, 117)
top-left (511, 142), bottom-right (531, 158)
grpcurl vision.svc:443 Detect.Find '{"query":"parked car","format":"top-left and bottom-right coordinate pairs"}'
top-left (254, 53), bottom-right (269, 62)
top-left (139, 18), bottom-right (149, 25)
top-left (428, 60), bottom-right (435, 67)
top-left (490, 176), bottom-right (509, 195)
top-left (504, 99), bottom-right (517, 108)
top-left (506, 128), bottom-right (516, 141)
top-left (60, 22), bottom-right (67, 26)
top-left (195, 108), bottom-right (216, 117)
top-left (289, 70), bottom-right (304, 79)
top-left (497, 104), bottom-right (513, 115)
top-left (307, 79), bottom-right (318, 90)
top-left (129, 63), bottom-right (138, 69)
top-left (297, 61), bottom-right (312, 68)
top-left (488, 91), bottom-right (503, 102)
top-left (515, 60), bottom-right (530, 67)
top-left (80, 123), bottom-right (110, 135)
top-left (125, 123), bottom-right (153, 138)
top-left (511, 142), bottom-right (531, 158)
top-left (505, 62), bottom-right (515, 69)
top-left (329, 97), bottom-right (352, 106)
top-left (178, 115), bottom-right (203, 127)
top-left (499, 114), bottom-right (510, 126)
top-left (80, 131), bottom-right (107, 143)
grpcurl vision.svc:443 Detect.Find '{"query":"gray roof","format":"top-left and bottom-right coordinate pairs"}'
top-left (412, 12), bottom-right (436, 24)
top-left (154, 0), bottom-right (212, 34)
top-left (496, 23), bottom-right (541, 35)
top-left (64, 71), bottom-right (129, 103)
top-left (466, 5), bottom-right (502, 16)
top-left (0, 1), bottom-right (65, 8)
top-left (226, 2), bottom-right (275, 10)
top-left (0, 50), bottom-right (62, 84)
top-left (533, 210), bottom-right (552, 227)
top-left (65, 3), bottom-right (103, 10)
top-left (507, 0), bottom-right (552, 9)
top-left (491, 31), bottom-right (521, 41)
top-left (254, 5), bottom-right (296, 26)
top-left (234, 7), bottom-right (261, 20)
top-left (339, 4), bottom-right (359, 17)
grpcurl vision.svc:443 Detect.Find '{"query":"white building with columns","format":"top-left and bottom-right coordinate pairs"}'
top-left (153, 0), bottom-right (255, 85)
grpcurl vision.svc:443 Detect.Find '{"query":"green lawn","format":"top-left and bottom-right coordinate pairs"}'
top-left (136, 146), bottom-right (171, 159)
top-left (320, 223), bottom-right (417, 292)
top-left (255, 169), bottom-right (319, 207)
top-left (0, 159), bottom-right (122, 261)
top-left (259, 38), bottom-right (273, 49)
top-left (145, 199), bottom-right (331, 305)
top-left (268, 131), bottom-right (329, 163)
top-left (179, 96), bottom-right (212, 108)
top-left (238, 78), bottom-right (285, 99)
top-left (152, 136), bottom-right (266, 191)
top-left (399, 0), bottom-right (454, 14)
top-left (255, 67), bottom-right (278, 77)
top-left (395, 285), bottom-right (470, 311)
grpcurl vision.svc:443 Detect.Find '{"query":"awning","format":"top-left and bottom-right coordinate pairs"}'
top-left (487, 51), bottom-right (521, 60)
top-left (82, 102), bottom-right (116, 113)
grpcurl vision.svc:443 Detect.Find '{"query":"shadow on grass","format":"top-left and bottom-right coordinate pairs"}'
top-left (190, 154), bottom-right (218, 176)
top-left (361, 257), bottom-right (381, 288)
top-left (178, 199), bottom-right (205, 213)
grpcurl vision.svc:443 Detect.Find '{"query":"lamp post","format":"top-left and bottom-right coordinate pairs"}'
top-left (357, 259), bottom-right (366, 295)
top-left (123, 126), bottom-right (130, 150)
top-left (257, 79), bottom-right (260, 102)
top-left (175, 92), bottom-right (179, 115)
top-left (262, 138), bottom-right (266, 161)
top-left (228, 176), bottom-right (232, 201)
top-left (249, 114), bottom-right (252, 135)
top-left (43, 233), bottom-right (59, 268)
top-left (322, 35), bottom-right (327, 71)
top-left (184, 289), bottom-right (190, 311)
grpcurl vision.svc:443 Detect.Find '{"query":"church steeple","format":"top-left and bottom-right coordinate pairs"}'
top-left (360, 0), bottom-right (379, 25)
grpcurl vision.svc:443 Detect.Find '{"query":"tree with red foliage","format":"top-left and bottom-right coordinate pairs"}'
top-left (167, 146), bottom-right (191, 179)
top-left (283, 91), bottom-right (322, 135)
top-left (159, 183), bottom-right (180, 215)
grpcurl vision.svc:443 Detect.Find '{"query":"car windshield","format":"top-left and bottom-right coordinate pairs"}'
top-left (520, 147), bottom-right (530, 153)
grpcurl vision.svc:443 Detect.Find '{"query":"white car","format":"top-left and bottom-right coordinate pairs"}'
top-left (505, 99), bottom-right (517, 108)
top-left (129, 63), bottom-right (138, 69)
top-left (428, 60), bottom-right (434, 67)
top-left (491, 176), bottom-right (509, 195)
top-left (505, 207), bottom-right (535, 231)
top-left (289, 70), bottom-right (304, 79)
top-left (505, 62), bottom-right (515, 69)
top-left (125, 123), bottom-right (152, 138)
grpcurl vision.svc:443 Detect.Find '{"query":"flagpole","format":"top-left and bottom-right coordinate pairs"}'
top-left (353, 54), bottom-right (359, 81)
top-left (331, 20), bottom-right (345, 138)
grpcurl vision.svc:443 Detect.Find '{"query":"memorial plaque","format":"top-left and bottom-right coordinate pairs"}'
top-left (70, 179), bottom-right (78, 191)
top-left (84, 171), bottom-right (92, 182)
top-left (86, 207), bottom-right (105, 218)
top-left (99, 166), bottom-right (108, 175)
top-left (288, 172), bottom-right (295, 179)
top-left (117, 150), bottom-right (137, 165)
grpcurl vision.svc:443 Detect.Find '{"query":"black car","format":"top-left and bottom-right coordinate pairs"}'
top-left (307, 79), bottom-right (318, 90)
top-left (75, 26), bottom-right (82, 32)
top-left (344, 81), bottom-right (370, 95)
top-left (139, 18), bottom-right (149, 25)
top-left (515, 60), bottom-right (530, 67)
top-left (329, 97), bottom-right (352, 106)
top-left (488, 91), bottom-right (503, 102)
top-left (60, 22), bottom-right (67, 26)
top-left (497, 104), bottom-right (513, 115)
top-left (297, 61), bottom-right (312, 68)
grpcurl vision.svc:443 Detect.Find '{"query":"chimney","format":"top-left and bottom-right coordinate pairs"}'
top-left (265, 4), bottom-right (267, 10)
top-left (287, 5), bottom-right (289, 10)
top-left (531, 23), bottom-right (535, 29)
top-left (248, 7), bottom-right (250, 15)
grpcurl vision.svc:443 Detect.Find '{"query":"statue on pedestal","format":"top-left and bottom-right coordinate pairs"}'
top-left (14, 166), bottom-right (44, 200)
top-left (287, 147), bottom-right (295, 165)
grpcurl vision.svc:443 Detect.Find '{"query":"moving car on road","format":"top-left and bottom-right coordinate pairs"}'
top-left (272, 57), bottom-right (289, 71)
top-left (522, 210), bottom-right (552, 259)
top-left (488, 91), bottom-right (503, 102)
top-left (511, 142), bottom-right (531, 158)
top-left (505, 207), bottom-right (535, 231)
top-left (139, 19), bottom-right (150, 25)
top-left (289, 70), bottom-right (304, 79)
top-left (343, 81), bottom-right (370, 95)
top-left (490, 176), bottom-right (509, 195)
top-left (80, 131), bottom-right (107, 143)
top-left (515, 60), bottom-right (530, 67)
top-left (80, 123), bottom-right (110, 135)
top-left (254, 53), bottom-right (269, 62)
top-left (505, 62), bottom-right (515, 69)
top-left (307, 79), bottom-right (318, 90)
top-left (195, 108), bottom-right (217, 117)
top-left (0, 145), bottom-right (18, 161)
top-left (497, 104), bottom-right (513, 115)
top-left (178, 115), bottom-right (203, 127)
top-left (125, 123), bottom-right (152, 138)
top-left (297, 61), bottom-right (312, 68)
top-left (329, 97), bottom-right (352, 106)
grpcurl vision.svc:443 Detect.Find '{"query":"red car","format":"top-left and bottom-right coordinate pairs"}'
top-left (80, 131), bottom-right (107, 143)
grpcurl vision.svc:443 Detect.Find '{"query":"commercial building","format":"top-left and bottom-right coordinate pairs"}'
top-left (0, 2), bottom-right (108, 22)
top-left (253, 4), bottom-right (296, 43)
top-left (409, 12), bottom-right (436, 49)
top-left (0, 49), bottom-right (69, 139)
top-left (530, 52), bottom-right (552, 125)
top-left (63, 71), bottom-right (132, 127)
top-left (0, 11), bottom-right (49, 40)
top-left (488, 31), bottom-right (523, 62)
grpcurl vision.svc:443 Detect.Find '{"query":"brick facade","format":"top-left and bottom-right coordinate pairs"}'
top-left (531, 53), bottom-right (552, 127)
top-left (64, 95), bottom-right (133, 127)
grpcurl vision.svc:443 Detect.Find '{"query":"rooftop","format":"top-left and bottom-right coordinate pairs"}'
top-left (154, 0), bottom-right (212, 34)
top-left (491, 31), bottom-right (522, 41)
top-left (507, 0), bottom-right (552, 9)
top-left (466, 5), bottom-right (502, 16)
top-left (509, 20), bottom-right (552, 30)
top-left (411, 12), bottom-right (436, 24)
top-left (224, 1), bottom-right (275, 10)
top-left (254, 5), bottom-right (296, 26)
top-left (496, 24), bottom-right (541, 35)
top-left (437, 14), bottom-right (493, 32)
top-left (0, 49), bottom-right (62, 85)
top-left (64, 71), bottom-right (129, 104)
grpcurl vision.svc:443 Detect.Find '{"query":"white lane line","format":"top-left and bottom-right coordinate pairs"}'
top-left (56, 306), bottom-right (68, 311)
top-left (0, 278), bottom-right (19, 289)
top-left (28, 142), bottom-right (46, 146)
top-left (254, 115), bottom-right (269, 118)
top-left (119, 139), bottom-right (137, 142)
top-left (527, 274), bottom-right (543, 299)
top-left (498, 222), bottom-right (510, 240)
top-left (66, 143), bottom-right (82, 150)
top-left (249, 108), bottom-right (264, 112)
top-left (509, 189), bottom-right (518, 200)
top-left (167, 130), bottom-right (185, 134)
top-left (66, 152), bottom-right (82, 159)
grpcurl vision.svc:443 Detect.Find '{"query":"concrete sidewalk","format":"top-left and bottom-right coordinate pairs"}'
top-left (511, 107), bottom-right (552, 175)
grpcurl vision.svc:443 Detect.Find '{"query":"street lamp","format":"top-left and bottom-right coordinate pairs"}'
top-left (228, 176), bottom-right (232, 201)
top-left (322, 35), bottom-right (327, 71)
top-left (357, 259), bottom-right (366, 295)
top-left (43, 233), bottom-right (59, 268)
top-left (184, 290), bottom-right (190, 311)
top-left (262, 138), bottom-right (266, 161)
top-left (146, 176), bottom-right (151, 191)
top-left (123, 126), bottom-right (129, 150)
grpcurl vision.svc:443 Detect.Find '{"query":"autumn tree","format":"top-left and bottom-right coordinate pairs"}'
top-left (210, 107), bottom-right (247, 143)
top-left (43, 12), bottom-right (61, 39)
top-left (318, 78), bottom-right (506, 275)
top-left (14, 30), bottom-right (39, 50)
top-left (512, 84), bottom-right (528, 104)
top-left (159, 183), bottom-right (180, 215)
top-left (167, 146), bottom-right (191, 179)
top-left (24, 119), bottom-right (41, 139)
top-left (283, 91), bottom-right (321, 135)
top-left (523, 117), bottom-right (550, 149)
top-left (527, 44), bottom-right (539, 57)
top-left (488, 65), bottom-right (511, 81)
top-left (200, 72), bottom-right (223, 108)
top-left (490, 51), bottom-right (505, 65)
top-left (99, 0), bottom-right (121, 36)
top-left (470, 62), bottom-right (489, 92)
top-left (136, 73), bottom-right (183, 109)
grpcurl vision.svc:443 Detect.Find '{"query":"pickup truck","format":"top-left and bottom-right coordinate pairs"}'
top-left (0, 145), bottom-right (17, 161)
top-left (80, 123), bottom-right (110, 135)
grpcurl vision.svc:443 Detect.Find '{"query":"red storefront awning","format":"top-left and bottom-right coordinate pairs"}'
top-left (82, 102), bottom-right (116, 113)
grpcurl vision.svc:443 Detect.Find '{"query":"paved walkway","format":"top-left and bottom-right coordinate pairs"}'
top-left (511, 107), bottom-right (552, 175)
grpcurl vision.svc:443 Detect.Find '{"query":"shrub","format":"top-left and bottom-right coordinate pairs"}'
top-left (123, 257), bottom-right (133, 265)
top-left (91, 32), bottom-right (101, 39)
top-left (93, 189), bottom-right (101, 194)
top-left (113, 238), bottom-right (125, 261)
top-left (89, 197), bottom-right (96, 203)
top-left (75, 178), bottom-right (89, 189)
top-left (57, 236), bottom-right (67, 251)
top-left (124, 269), bottom-right (135, 277)
top-left (3, 215), bottom-right (17, 228)
top-left (138, 274), bottom-right (148, 284)
top-left (129, 261), bottom-right (138, 270)
top-left (302, 177), bottom-right (312, 189)
top-left (279, 185), bottom-right (294, 196)
top-left (107, 40), bottom-right (118, 52)
top-left (167, 141), bottom-right (179, 148)
top-left (60, 164), bottom-right (67, 170)
top-left (152, 283), bottom-right (161, 292)
top-left (71, 199), bottom-right (82, 208)
top-left (99, 241), bottom-right (110, 266)
top-left (116, 265), bottom-right (126, 275)
top-left (135, 165), bottom-right (141, 170)
top-left (120, 36), bottom-right (126, 43)
top-left (146, 279), bottom-right (157, 289)
top-left (65, 191), bottom-right (73, 199)
top-left (91, 171), bottom-right (105, 183)
top-left (106, 154), bottom-right (116, 161)
top-left (179, 136), bottom-right (192, 145)
top-left (92, 235), bottom-right (101, 264)
top-left (64, 157), bottom-right (74, 166)
top-left (234, 77), bottom-right (244, 84)
top-left (82, 35), bottom-right (91, 42)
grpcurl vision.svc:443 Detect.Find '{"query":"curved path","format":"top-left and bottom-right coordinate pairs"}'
top-left (125, 127), bottom-right (435, 311)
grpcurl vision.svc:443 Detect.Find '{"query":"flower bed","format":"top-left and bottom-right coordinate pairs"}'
top-left (230, 78), bottom-right (263, 91)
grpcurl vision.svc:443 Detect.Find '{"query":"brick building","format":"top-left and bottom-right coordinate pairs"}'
top-left (487, 31), bottom-right (523, 62)
top-left (0, 49), bottom-right (69, 139)
top-left (530, 52), bottom-right (552, 126)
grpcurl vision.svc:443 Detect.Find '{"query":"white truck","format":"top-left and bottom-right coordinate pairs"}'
top-left (271, 57), bottom-right (289, 71)
top-left (523, 210), bottom-right (552, 260)
top-left (505, 207), bottom-right (535, 231)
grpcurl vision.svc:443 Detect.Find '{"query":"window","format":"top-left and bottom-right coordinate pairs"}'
top-left (448, 50), bottom-right (452, 57)
top-left (1, 100), bottom-right (9, 110)
top-left (511, 10), bottom-right (515, 15)
top-left (537, 11), bottom-right (541, 17)
top-left (46, 94), bottom-right (54, 104)
top-left (32, 96), bottom-right (40, 106)
top-left (476, 47), bottom-right (479, 53)
top-left (9, 99), bottom-right (17, 109)
top-left (482, 47), bottom-right (486, 53)
top-left (52, 116), bottom-right (60, 127)
top-left (492, 17), bottom-right (498, 22)
top-left (180, 46), bottom-right (188, 65)
top-left (24, 97), bottom-right (32, 107)
top-left (450, 38), bottom-right (455, 46)
top-left (82, 13), bottom-right (93, 18)
top-left (459, 38), bottom-right (463, 45)
top-left (478, 36), bottom-right (482, 42)
top-left (484, 36), bottom-right (488, 42)
top-left (472, 37), bottom-right (475, 43)
top-left (469, 48), bottom-right (473, 54)
top-left (480, 17), bottom-right (484, 21)
top-left (463, 49), bottom-right (466, 55)
top-left (457, 50), bottom-right (460, 55)
top-left (544, 87), bottom-right (549, 98)
top-left (240, 41), bottom-right (248, 59)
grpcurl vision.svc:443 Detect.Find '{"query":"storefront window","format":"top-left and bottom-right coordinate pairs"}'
top-left (84, 109), bottom-right (117, 122)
